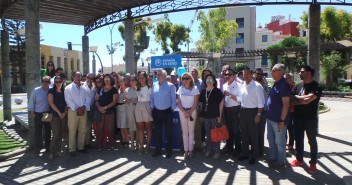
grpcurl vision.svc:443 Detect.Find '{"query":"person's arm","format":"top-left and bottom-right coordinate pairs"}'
top-left (64, 86), bottom-right (78, 111)
top-left (190, 94), bottom-right (199, 114)
top-left (150, 85), bottom-right (154, 109)
top-left (217, 99), bottom-right (224, 123)
top-left (279, 96), bottom-right (290, 129)
top-left (105, 91), bottom-right (118, 110)
top-left (255, 85), bottom-right (265, 124)
top-left (28, 89), bottom-right (36, 118)
top-left (295, 93), bottom-right (318, 105)
top-left (170, 84), bottom-right (177, 110)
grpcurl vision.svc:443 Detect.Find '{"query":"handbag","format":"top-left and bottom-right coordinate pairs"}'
top-left (210, 124), bottom-right (229, 142)
top-left (41, 113), bottom-right (53, 122)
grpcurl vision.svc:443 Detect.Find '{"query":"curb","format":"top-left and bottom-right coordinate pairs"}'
top-left (319, 107), bottom-right (330, 114)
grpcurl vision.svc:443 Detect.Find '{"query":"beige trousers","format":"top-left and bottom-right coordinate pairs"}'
top-left (67, 108), bottom-right (87, 152)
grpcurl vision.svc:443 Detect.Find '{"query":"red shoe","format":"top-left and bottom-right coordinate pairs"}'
top-left (309, 164), bottom-right (317, 173)
top-left (290, 159), bottom-right (303, 167)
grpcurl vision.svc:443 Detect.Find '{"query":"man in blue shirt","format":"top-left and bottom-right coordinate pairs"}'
top-left (265, 63), bottom-right (290, 167)
top-left (150, 69), bottom-right (176, 158)
top-left (28, 76), bottom-right (51, 154)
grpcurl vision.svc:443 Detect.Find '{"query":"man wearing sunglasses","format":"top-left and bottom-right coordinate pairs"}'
top-left (28, 76), bottom-right (52, 154)
top-left (83, 73), bottom-right (96, 148)
top-left (222, 68), bottom-right (242, 156)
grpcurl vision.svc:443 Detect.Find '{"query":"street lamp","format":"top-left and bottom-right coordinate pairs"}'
top-left (89, 46), bottom-right (103, 74)
top-left (108, 22), bottom-right (119, 71)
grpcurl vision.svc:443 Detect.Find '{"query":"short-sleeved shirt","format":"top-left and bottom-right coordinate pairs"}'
top-left (199, 88), bottom-right (224, 118)
top-left (177, 86), bottom-right (200, 108)
top-left (98, 87), bottom-right (118, 114)
top-left (48, 88), bottom-right (66, 117)
top-left (293, 81), bottom-right (322, 120)
top-left (265, 77), bottom-right (291, 122)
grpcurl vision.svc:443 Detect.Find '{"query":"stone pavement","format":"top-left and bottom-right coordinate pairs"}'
top-left (0, 99), bottom-right (351, 185)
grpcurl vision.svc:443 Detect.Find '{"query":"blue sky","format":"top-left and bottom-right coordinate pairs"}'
top-left (40, 5), bottom-right (352, 71)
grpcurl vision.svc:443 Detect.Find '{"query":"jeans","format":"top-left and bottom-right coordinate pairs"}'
top-left (204, 118), bottom-right (221, 153)
top-left (179, 110), bottom-right (197, 152)
top-left (267, 119), bottom-right (287, 164)
top-left (294, 117), bottom-right (318, 164)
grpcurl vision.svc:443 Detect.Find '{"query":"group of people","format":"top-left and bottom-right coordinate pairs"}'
top-left (28, 61), bottom-right (321, 173)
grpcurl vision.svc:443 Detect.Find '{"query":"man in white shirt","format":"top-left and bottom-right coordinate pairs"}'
top-left (65, 71), bottom-right (91, 157)
top-left (83, 73), bottom-right (96, 148)
top-left (222, 68), bottom-right (242, 156)
top-left (237, 68), bottom-right (265, 164)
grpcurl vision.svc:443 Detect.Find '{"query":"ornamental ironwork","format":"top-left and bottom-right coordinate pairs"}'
top-left (85, 0), bottom-right (352, 34)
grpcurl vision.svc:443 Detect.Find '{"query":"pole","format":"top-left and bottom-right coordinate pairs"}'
top-left (94, 52), bottom-right (103, 73)
top-left (92, 53), bottom-right (96, 74)
top-left (187, 41), bottom-right (190, 72)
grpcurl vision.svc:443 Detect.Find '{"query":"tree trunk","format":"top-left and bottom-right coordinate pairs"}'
top-left (1, 29), bottom-right (12, 121)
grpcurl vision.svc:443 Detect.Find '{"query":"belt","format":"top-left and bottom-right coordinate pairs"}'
top-left (128, 103), bottom-right (137, 106)
top-left (154, 107), bottom-right (171, 111)
top-left (241, 107), bottom-right (257, 110)
top-left (183, 107), bottom-right (192, 110)
top-left (117, 103), bottom-right (124, 105)
top-left (225, 105), bottom-right (241, 108)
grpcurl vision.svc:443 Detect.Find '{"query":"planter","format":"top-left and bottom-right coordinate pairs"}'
top-left (14, 98), bottom-right (23, 105)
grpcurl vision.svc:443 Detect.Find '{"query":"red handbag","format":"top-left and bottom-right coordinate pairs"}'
top-left (210, 125), bottom-right (229, 142)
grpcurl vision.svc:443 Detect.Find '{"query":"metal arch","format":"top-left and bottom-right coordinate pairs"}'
top-left (84, 0), bottom-right (352, 34)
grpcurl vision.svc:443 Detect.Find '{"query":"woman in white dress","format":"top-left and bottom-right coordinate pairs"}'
top-left (124, 75), bottom-right (138, 150)
top-left (177, 72), bottom-right (199, 159)
top-left (135, 71), bottom-right (153, 155)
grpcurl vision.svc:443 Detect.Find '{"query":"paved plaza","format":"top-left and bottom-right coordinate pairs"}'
top-left (0, 98), bottom-right (351, 185)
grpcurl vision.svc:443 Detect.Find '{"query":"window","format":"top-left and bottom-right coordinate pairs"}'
top-left (236, 33), bottom-right (244, 44)
top-left (262, 35), bottom-right (268, 42)
top-left (236, 18), bottom-right (244, 28)
top-left (57, 57), bottom-right (61, 67)
top-left (41, 55), bottom-right (45, 69)
top-left (261, 55), bottom-right (268, 66)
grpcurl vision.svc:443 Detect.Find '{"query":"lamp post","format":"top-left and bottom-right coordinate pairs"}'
top-left (89, 46), bottom-right (103, 74)
top-left (108, 23), bottom-right (119, 72)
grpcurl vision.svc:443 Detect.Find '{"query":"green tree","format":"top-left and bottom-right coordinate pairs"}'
top-left (196, 7), bottom-right (238, 52)
top-left (267, 36), bottom-right (306, 73)
top-left (118, 17), bottom-right (153, 73)
top-left (154, 14), bottom-right (190, 73)
top-left (300, 7), bottom-right (352, 41)
top-left (321, 51), bottom-right (347, 84)
top-left (233, 63), bottom-right (249, 73)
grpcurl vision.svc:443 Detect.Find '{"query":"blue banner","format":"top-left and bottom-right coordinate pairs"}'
top-left (151, 55), bottom-right (182, 68)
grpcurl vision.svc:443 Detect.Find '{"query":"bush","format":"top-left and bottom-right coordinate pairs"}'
top-left (321, 83), bottom-right (352, 92)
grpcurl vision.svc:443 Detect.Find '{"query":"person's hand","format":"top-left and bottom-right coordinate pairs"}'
top-left (278, 122), bottom-right (284, 132)
top-left (98, 106), bottom-right (105, 114)
top-left (30, 111), bottom-right (35, 118)
top-left (183, 111), bottom-right (190, 118)
top-left (224, 90), bottom-right (230, 96)
top-left (254, 115), bottom-right (261, 124)
top-left (216, 117), bottom-right (221, 123)
top-left (59, 112), bottom-right (65, 119)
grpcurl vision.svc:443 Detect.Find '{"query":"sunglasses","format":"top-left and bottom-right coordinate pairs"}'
top-left (225, 74), bottom-right (233, 76)
top-left (256, 73), bottom-right (263, 75)
top-left (104, 78), bottom-right (111, 81)
top-left (55, 80), bottom-right (63, 83)
top-left (206, 79), bottom-right (214, 83)
top-left (42, 80), bottom-right (50, 83)
top-left (96, 80), bottom-right (102, 83)
top-left (47, 64), bottom-right (54, 67)
top-left (182, 77), bottom-right (190, 80)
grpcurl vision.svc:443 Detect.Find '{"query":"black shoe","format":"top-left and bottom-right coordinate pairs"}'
top-left (248, 158), bottom-right (257, 164)
top-left (152, 152), bottom-right (161, 157)
top-left (85, 144), bottom-right (92, 149)
top-left (70, 152), bottom-right (76, 157)
top-left (78, 149), bottom-right (88, 153)
top-left (165, 153), bottom-right (172, 158)
top-left (237, 156), bottom-right (249, 161)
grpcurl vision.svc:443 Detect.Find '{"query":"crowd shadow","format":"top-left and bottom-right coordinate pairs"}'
top-left (317, 134), bottom-right (352, 147)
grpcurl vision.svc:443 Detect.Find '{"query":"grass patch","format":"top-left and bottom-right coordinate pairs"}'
top-left (0, 108), bottom-right (27, 122)
top-left (0, 130), bottom-right (25, 154)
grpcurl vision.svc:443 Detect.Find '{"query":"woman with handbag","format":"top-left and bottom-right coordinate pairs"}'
top-left (48, 75), bottom-right (67, 159)
top-left (135, 71), bottom-right (153, 155)
top-left (177, 73), bottom-right (199, 159)
top-left (95, 74), bottom-right (118, 150)
top-left (199, 73), bottom-right (224, 159)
